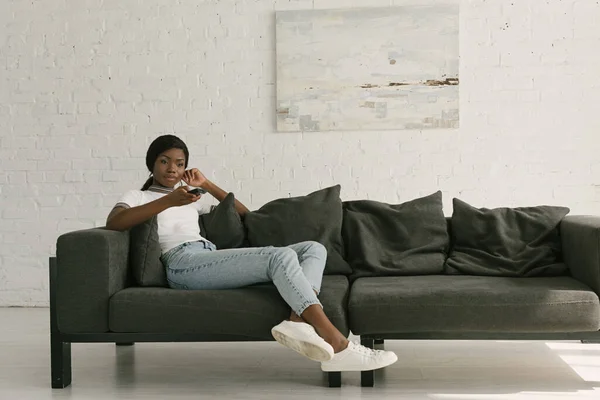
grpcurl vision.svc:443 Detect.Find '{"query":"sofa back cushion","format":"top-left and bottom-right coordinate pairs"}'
top-left (444, 198), bottom-right (570, 277)
top-left (244, 185), bottom-right (351, 275)
top-left (199, 192), bottom-right (247, 249)
top-left (342, 191), bottom-right (449, 281)
top-left (129, 215), bottom-right (168, 287)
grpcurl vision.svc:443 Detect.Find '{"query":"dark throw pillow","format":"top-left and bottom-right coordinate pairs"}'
top-left (343, 191), bottom-right (449, 281)
top-left (444, 198), bottom-right (570, 277)
top-left (244, 185), bottom-right (351, 275)
top-left (199, 192), bottom-right (246, 249)
top-left (129, 215), bottom-right (168, 287)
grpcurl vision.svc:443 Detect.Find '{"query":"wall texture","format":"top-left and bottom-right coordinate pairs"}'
top-left (1, 0), bottom-right (600, 306)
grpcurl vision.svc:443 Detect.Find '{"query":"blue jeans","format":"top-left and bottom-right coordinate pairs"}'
top-left (160, 240), bottom-right (326, 316)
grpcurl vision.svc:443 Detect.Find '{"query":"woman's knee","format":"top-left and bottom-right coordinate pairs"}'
top-left (270, 247), bottom-right (299, 270)
top-left (306, 241), bottom-right (327, 262)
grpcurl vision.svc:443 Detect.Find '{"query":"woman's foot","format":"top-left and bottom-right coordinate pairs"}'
top-left (329, 337), bottom-right (350, 353)
top-left (320, 341), bottom-right (398, 371)
top-left (289, 312), bottom-right (304, 323)
top-left (271, 320), bottom-right (334, 362)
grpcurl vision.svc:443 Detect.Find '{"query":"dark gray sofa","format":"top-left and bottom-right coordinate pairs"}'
top-left (49, 215), bottom-right (600, 389)
top-left (49, 227), bottom-right (349, 389)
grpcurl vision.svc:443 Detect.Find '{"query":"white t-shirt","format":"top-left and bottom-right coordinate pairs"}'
top-left (115, 185), bottom-right (213, 254)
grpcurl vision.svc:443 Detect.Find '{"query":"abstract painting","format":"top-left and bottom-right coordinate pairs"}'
top-left (276, 4), bottom-right (459, 132)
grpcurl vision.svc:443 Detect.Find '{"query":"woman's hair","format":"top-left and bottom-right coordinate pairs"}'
top-left (141, 135), bottom-right (189, 191)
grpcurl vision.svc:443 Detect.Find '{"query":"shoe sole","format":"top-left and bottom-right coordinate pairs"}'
top-left (321, 353), bottom-right (398, 372)
top-left (271, 328), bottom-right (333, 362)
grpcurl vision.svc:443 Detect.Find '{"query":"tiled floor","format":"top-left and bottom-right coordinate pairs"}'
top-left (1, 308), bottom-right (599, 399)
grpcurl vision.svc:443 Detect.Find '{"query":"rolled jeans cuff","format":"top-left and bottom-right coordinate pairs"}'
top-left (295, 298), bottom-right (322, 316)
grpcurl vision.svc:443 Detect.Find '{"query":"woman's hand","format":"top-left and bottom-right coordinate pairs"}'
top-left (182, 168), bottom-right (208, 188)
top-left (164, 186), bottom-right (201, 207)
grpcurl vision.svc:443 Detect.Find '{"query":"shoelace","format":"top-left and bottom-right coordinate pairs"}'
top-left (352, 341), bottom-right (380, 356)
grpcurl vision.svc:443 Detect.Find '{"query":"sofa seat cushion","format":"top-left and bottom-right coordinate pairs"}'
top-left (109, 275), bottom-right (349, 338)
top-left (349, 276), bottom-right (600, 334)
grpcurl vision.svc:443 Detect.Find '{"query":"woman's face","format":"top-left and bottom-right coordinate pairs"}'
top-left (152, 148), bottom-right (186, 188)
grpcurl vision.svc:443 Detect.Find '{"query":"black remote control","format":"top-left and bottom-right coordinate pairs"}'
top-left (188, 188), bottom-right (207, 195)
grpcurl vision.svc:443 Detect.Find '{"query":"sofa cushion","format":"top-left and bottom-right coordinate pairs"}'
top-left (244, 185), bottom-right (351, 275)
top-left (343, 191), bottom-right (449, 281)
top-left (109, 275), bottom-right (350, 337)
top-left (129, 216), bottom-right (168, 287)
top-left (199, 192), bottom-right (246, 249)
top-left (348, 275), bottom-right (600, 334)
top-left (445, 198), bottom-right (570, 277)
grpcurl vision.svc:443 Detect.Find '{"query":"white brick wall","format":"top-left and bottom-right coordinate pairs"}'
top-left (1, 0), bottom-right (600, 306)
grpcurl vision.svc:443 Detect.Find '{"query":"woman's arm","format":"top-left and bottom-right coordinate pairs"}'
top-left (184, 168), bottom-right (250, 217)
top-left (106, 187), bottom-right (201, 231)
top-left (203, 179), bottom-right (250, 217)
top-left (106, 198), bottom-right (171, 231)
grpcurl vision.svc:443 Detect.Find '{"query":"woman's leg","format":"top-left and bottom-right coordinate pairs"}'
top-left (162, 241), bottom-right (347, 352)
top-left (286, 241), bottom-right (326, 294)
top-left (285, 242), bottom-right (348, 349)
top-left (162, 241), bottom-right (397, 371)
top-left (285, 241), bottom-right (325, 322)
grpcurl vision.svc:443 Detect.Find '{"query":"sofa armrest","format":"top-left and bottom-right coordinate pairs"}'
top-left (561, 215), bottom-right (600, 296)
top-left (55, 227), bottom-right (130, 333)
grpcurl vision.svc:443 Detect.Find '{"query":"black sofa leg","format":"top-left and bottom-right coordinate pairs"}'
top-left (328, 372), bottom-right (341, 387)
top-left (51, 336), bottom-right (72, 389)
top-left (374, 338), bottom-right (384, 346)
top-left (360, 337), bottom-right (375, 387)
top-left (116, 342), bottom-right (135, 346)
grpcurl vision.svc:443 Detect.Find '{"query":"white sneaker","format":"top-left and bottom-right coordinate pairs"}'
top-left (271, 320), bottom-right (334, 362)
top-left (320, 341), bottom-right (398, 372)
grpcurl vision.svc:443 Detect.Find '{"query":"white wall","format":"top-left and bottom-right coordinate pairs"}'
top-left (1, 0), bottom-right (600, 306)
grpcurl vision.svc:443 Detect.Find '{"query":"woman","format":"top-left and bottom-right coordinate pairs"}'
top-left (106, 134), bottom-right (397, 372)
